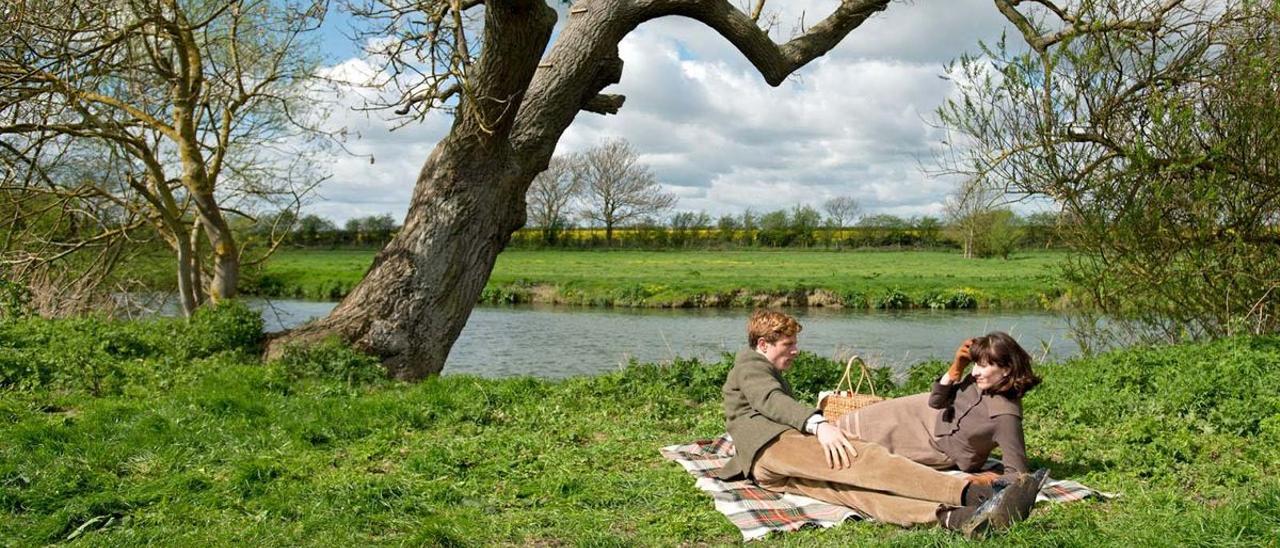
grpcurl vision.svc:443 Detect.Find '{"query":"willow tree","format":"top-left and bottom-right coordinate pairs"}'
top-left (0, 0), bottom-right (327, 316)
top-left (269, 0), bottom-right (1167, 379)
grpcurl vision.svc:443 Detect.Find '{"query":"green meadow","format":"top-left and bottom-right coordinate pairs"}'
top-left (244, 249), bottom-right (1068, 309)
top-left (2, 305), bottom-right (1278, 545)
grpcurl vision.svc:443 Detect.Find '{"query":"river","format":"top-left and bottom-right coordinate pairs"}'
top-left (246, 299), bottom-right (1080, 378)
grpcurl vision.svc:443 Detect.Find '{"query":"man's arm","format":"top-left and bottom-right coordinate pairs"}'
top-left (738, 362), bottom-right (858, 468)
top-left (737, 363), bottom-right (815, 430)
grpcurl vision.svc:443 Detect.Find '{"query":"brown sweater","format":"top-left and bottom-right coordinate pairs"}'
top-left (835, 377), bottom-right (1028, 477)
top-left (716, 349), bottom-right (818, 481)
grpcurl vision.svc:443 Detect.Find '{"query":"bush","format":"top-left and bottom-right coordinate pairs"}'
top-left (921, 289), bottom-right (979, 310)
top-left (874, 289), bottom-right (913, 310)
top-left (183, 301), bottom-right (265, 357)
top-left (0, 278), bottom-right (32, 320)
top-left (270, 338), bottom-right (386, 386)
top-left (0, 302), bottom-right (264, 394)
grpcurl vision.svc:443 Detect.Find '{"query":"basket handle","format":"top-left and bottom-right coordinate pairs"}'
top-left (835, 356), bottom-right (857, 392)
top-left (849, 355), bottom-right (879, 397)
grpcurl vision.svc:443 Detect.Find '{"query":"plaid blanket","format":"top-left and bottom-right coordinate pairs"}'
top-left (660, 434), bottom-right (1115, 541)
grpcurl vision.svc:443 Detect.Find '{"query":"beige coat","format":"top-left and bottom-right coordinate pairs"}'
top-left (716, 348), bottom-right (817, 481)
top-left (836, 377), bottom-right (1027, 477)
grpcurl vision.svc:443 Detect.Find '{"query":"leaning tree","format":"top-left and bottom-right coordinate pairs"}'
top-left (268, 0), bottom-right (1167, 379)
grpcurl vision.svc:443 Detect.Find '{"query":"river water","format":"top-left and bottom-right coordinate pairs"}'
top-left (247, 300), bottom-right (1080, 378)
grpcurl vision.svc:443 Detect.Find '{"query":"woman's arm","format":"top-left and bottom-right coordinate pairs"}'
top-left (992, 414), bottom-right (1030, 476)
top-left (928, 379), bottom-right (962, 409)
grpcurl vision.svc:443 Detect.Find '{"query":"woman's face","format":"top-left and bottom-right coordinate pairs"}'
top-left (971, 359), bottom-right (1008, 391)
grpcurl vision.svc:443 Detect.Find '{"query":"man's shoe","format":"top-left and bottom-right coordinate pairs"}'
top-left (959, 469), bottom-right (1049, 538)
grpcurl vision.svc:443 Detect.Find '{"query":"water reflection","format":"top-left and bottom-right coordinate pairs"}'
top-left (245, 300), bottom-right (1079, 379)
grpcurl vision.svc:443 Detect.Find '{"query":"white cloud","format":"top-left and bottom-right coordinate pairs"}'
top-left (306, 1), bottom-right (1017, 224)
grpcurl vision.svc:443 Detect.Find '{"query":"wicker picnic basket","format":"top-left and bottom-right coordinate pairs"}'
top-left (818, 355), bottom-right (884, 421)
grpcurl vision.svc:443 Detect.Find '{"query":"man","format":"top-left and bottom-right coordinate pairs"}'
top-left (718, 309), bottom-right (1045, 536)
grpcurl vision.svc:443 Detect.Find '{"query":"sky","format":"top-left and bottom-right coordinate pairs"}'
top-left (302, 0), bottom-right (1019, 225)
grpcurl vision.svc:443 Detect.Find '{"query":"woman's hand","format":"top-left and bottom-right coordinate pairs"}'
top-left (967, 470), bottom-right (1002, 486)
top-left (815, 422), bottom-right (858, 469)
top-left (948, 338), bottom-right (974, 382)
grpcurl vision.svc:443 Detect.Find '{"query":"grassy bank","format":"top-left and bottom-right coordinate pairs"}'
top-left (244, 249), bottom-right (1068, 309)
top-left (2, 307), bottom-right (1278, 545)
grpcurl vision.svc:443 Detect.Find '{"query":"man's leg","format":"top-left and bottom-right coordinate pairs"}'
top-left (758, 475), bottom-right (946, 526)
top-left (752, 430), bottom-right (971, 524)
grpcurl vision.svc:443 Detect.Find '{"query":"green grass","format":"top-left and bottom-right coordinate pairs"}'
top-left (245, 249), bottom-right (1068, 309)
top-left (2, 308), bottom-right (1279, 545)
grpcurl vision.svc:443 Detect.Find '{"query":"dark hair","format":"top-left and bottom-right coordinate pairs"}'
top-left (969, 331), bottom-right (1041, 398)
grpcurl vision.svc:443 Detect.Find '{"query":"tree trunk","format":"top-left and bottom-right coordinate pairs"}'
top-left (267, 137), bottom-right (530, 379)
top-left (175, 235), bottom-right (199, 316)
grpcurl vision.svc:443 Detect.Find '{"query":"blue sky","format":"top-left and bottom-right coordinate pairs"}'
top-left (301, 0), bottom-right (1026, 225)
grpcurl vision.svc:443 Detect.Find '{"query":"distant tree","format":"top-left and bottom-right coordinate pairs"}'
top-left (914, 216), bottom-right (943, 247)
top-left (576, 139), bottom-right (676, 245)
top-left (822, 196), bottom-right (861, 229)
top-left (669, 210), bottom-right (710, 247)
top-left (821, 196), bottom-right (860, 248)
top-left (757, 209), bottom-right (791, 247)
top-left (295, 215), bottom-right (338, 247)
top-left (857, 214), bottom-right (909, 229)
top-left (790, 204), bottom-right (822, 247)
top-left (526, 155), bottom-right (580, 245)
top-left (739, 208), bottom-right (759, 246)
top-left (976, 210), bottom-right (1023, 259)
top-left (1022, 211), bottom-right (1063, 249)
top-left (943, 178), bottom-right (1002, 259)
top-left (716, 214), bottom-right (740, 243)
top-left (346, 214), bottom-right (399, 245)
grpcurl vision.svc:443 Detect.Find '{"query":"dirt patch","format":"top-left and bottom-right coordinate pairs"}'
top-left (806, 289), bottom-right (843, 307)
top-left (530, 283), bottom-right (560, 303)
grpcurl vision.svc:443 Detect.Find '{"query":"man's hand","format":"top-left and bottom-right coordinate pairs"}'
top-left (948, 338), bottom-right (975, 382)
top-left (815, 422), bottom-right (857, 469)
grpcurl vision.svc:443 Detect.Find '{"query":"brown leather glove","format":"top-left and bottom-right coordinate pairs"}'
top-left (948, 338), bottom-right (974, 382)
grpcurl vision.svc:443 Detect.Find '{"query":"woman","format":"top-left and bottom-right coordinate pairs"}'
top-left (835, 331), bottom-right (1042, 485)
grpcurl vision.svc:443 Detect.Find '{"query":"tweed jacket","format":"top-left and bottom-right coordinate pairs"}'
top-left (716, 348), bottom-right (818, 481)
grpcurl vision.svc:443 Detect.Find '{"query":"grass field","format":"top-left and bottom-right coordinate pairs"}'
top-left (2, 307), bottom-right (1278, 545)
top-left (245, 249), bottom-right (1069, 309)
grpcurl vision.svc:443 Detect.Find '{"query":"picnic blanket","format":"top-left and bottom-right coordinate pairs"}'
top-left (660, 434), bottom-right (1115, 541)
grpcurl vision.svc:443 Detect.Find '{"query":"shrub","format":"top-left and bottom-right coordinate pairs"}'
top-left (183, 301), bottom-right (265, 357)
top-left (0, 278), bottom-right (32, 320)
top-left (270, 337), bottom-right (386, 386)
top-left (874, 289), bottom-right (913, 310)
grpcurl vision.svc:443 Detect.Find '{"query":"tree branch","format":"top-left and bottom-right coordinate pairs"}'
top-left (673, 0), bottom-right (890, 86)
top-left (582, 93), bottom-right (626, 114)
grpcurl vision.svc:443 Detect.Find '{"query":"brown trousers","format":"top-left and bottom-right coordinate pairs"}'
top-left (751, 430), bottom-right (969, 526)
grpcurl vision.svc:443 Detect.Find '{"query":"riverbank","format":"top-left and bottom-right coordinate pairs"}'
top-left (243, 249), bottom-right (1069, 309)
top-left (2, 306), bottom-right (1277, 544)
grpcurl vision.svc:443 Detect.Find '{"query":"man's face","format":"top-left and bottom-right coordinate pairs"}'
top-left (758, 335), bottom-right (800, 371)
